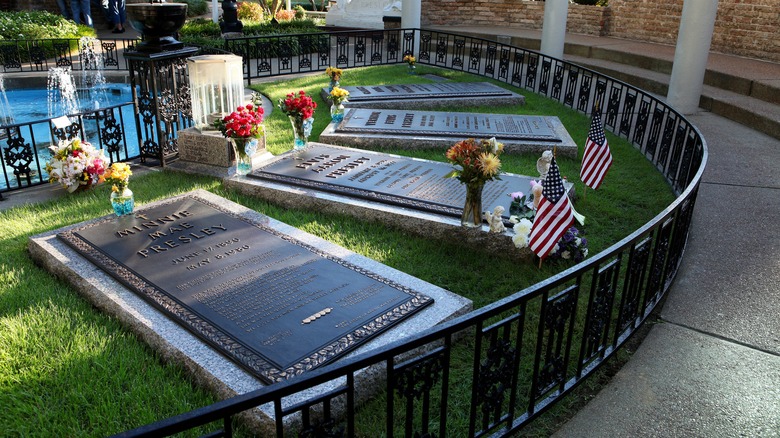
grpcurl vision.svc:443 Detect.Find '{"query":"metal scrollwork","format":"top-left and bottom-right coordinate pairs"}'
top-left (3, 127), bottom-right (34, 184)
top-left (97, 109), bottom-right (122, 158)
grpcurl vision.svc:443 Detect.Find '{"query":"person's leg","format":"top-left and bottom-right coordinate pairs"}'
top-left (79, 0), bottom-right (93, 27)
top-left (56, 0), bottom-right (72, 20)
top-left (70, 0), bottom-right (82, 24)
top-left (109, 0), bottom-right (126, 32)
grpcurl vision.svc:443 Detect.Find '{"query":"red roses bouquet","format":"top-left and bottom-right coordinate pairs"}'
top-left (214, 101), bottom-right (265, 139)
top-left (278, 90), bottom-right (317, 120)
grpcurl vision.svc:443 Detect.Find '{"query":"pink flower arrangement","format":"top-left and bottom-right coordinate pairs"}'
top-left (278, 90), bottom-right (317, 120)
top-left (214, 102), bottom-right (265, 139)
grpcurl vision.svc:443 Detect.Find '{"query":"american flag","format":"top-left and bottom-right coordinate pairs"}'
top-left (529, 157), bottom-right (574, 260)
top-left (580, 111), bottom-right (612, 190)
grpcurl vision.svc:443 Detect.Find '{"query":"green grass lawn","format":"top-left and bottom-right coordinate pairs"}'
top-left (0, 66), bottom-right (674, 436)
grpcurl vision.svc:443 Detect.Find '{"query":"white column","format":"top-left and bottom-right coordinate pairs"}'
top-left (402, 0), bottom-right (421, 55)
top-left (540, 0), bottom-right (569, 60)
top-left (667, 0), bottom-right (719, 114)
top-left (401, 0), bottom-right (421, 29)
top-left (212, 0), bottom-right (218, 23)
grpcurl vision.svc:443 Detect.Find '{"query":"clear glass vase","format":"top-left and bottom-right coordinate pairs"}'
top-left (461, 181), bottom-right (484, 228)
top-left (328, 78), bottom-right (339, 93)
top-left (330, 102), bottom-right (345, 123)
top-left (290, 115), bottom-right (314, 150)
top-left (408, 64), bottom-right (416, 75)
top-left (110, 186), bottom-right (134, 217)
top-left (229, 137), bottom-right (258, 176)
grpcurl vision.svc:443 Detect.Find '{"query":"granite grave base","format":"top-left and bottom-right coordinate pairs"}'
top-left (28, 190), bottom-right (471, 433)
top-left (319, 82), bottom-right (525, 110)
top-left (319, 109), bottom-right (578, 158)
top-left (226, 143), bottom-right (568, 260)
top-left (175, 128), bottom-right (268, 177)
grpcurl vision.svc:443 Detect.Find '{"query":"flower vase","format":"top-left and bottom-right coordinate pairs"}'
top-left (408, 64), bottom-right (416, 75)
top-left (461, 181), bottom-right (485, 228)
top-left (328, 79), bottom-right (339, 93)
top-left (290, 116), bottom-right (314, 150)
top-left (110, 187), bottom-right (134, 216)
top-left (230, 137), bottom-right (258, 176)
top-left (330, 102), bottom-right (345, 123)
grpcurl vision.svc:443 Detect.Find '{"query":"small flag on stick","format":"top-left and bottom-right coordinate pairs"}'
top-left (580, 110), bottom-right (612, 190)
top-left (529, 157), bottom-right (574, 260)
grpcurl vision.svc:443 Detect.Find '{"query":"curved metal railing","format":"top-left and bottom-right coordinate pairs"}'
top-left (2, 29), bottom-right (707, 437)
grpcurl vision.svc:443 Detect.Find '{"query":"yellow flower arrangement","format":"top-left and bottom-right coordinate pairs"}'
top-left (325, 66), bottom-right (343, 81)
top-left (444, 137), bottom-right (504, 184)
top-left (403, 55), bottom-right (416, 66)
top-left (329, 86), bottom-right (350, 105)
top-left (103, 162), bottom-right (133, 192)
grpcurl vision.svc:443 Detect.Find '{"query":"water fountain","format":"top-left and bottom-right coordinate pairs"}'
top-left (78, 37), bottom-right (111, 111)
top-left (47, 67), bottom-right (82, 120)
top-left (0, 73), bottom-right (14, 127)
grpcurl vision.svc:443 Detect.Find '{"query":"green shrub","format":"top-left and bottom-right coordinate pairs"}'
top-left (181, 0), bottom-right (210, 17)
top-left (180, 18), bottom-right (221, 38)
top-left (0, 10), bottom-right (95, 40)
top-left (294, 5), bottom-right (306, 19)
top-left (238, 1), bottom-right (266, 21)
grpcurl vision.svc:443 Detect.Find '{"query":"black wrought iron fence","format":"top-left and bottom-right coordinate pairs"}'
top-left (0, 103), bottom-right (137, 192)
top-left (0, 29), bottom-right (706, 437)
top-left (0, 37), bottom-right (136, 73)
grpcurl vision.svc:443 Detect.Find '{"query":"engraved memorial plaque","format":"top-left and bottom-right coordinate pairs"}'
top-left (58, 196), bottom-right (432, 383)
top-left (344, 82), bottom-right (514, 102)
top-left (338, 109), bottom-right (561, 142)
top-left (251, 145), bottom-right (563, 222)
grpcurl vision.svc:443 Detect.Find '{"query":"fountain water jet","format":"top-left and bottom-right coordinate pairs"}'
top-left (78, 37), bottom-right (110, 111)
top-left (0, 73), bottom-right (15, 127)
top-left (47, 67), bottom-right (82, 120)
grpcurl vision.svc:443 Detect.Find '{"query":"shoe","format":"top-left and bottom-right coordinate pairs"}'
top-left (111, 27), bottom-right (125, 34)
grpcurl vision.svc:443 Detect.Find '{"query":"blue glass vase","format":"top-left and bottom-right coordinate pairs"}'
top-left (110, 187), bottom-right (134, 216)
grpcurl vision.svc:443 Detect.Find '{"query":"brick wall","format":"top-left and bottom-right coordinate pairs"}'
top-left (605, 0), bottom-right (779, 62)
top-left (423, 0), bottom-right (779, 63)
top-left (422, 1), bottom-right (609, 36)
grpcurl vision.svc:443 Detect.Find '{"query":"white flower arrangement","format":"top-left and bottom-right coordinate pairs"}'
top-left (46, 138), bottom-right (107, 192)
top-left (511, 216), bottom-right (533, 249)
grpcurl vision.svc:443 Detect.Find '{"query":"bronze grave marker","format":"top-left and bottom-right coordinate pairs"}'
top-left (58, 195), bottom-right (432, 383)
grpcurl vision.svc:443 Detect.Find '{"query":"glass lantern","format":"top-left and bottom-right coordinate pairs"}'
top-left (187, 54), bottom-right (244, 131)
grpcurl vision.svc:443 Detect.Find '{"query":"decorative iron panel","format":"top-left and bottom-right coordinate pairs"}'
top-left (530, 285), bottom-right (578, 406)
top-left (551, 63), bottom-right (564, 101)
top-left (644, 217), bottom-right (674, 309)
top-left (469, 40), bottom-right (483, 73)
top-left (578, 74), bottom-right (592, 113)
top-left (539, 60), bottom-right (551, 95)
top-left (564, 69), bottom-right (578, 107)
top-left (620, 92), bottom-right (637, 137)
top-left (616, 237), bottom-right (652, 337)
top-left (469, 309), bottom-right (524, 437)
top-left (580, 258), bottom-right (621, 371)
top-left (605, 84), bottom-right (622, 130)
top-left (389, 346), bottom-right (449, 438)
top-left (646, 107), bottom-right (665, 159)
top-left (485, 43), bottom-right (497, 76)
top-left (658, 114), bottom-right (677, 169)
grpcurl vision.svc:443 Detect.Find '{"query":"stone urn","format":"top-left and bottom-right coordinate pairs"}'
top-left (126, 1), bottom-right (189, 53)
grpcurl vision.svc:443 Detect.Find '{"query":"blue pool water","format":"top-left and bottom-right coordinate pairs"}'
top-left (0, 83), bottom-right (139, 190)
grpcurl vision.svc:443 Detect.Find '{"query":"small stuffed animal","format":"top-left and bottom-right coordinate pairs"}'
top-left (484, 205), bottom-right (506, 233)
top-left (531, 180), bottom-right (543, 209)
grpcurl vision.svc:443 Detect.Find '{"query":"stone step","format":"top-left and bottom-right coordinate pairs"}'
top-left (567, 55), bottom-right (780, 141)
top-left (570, 42), bottom-right (780, 107)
